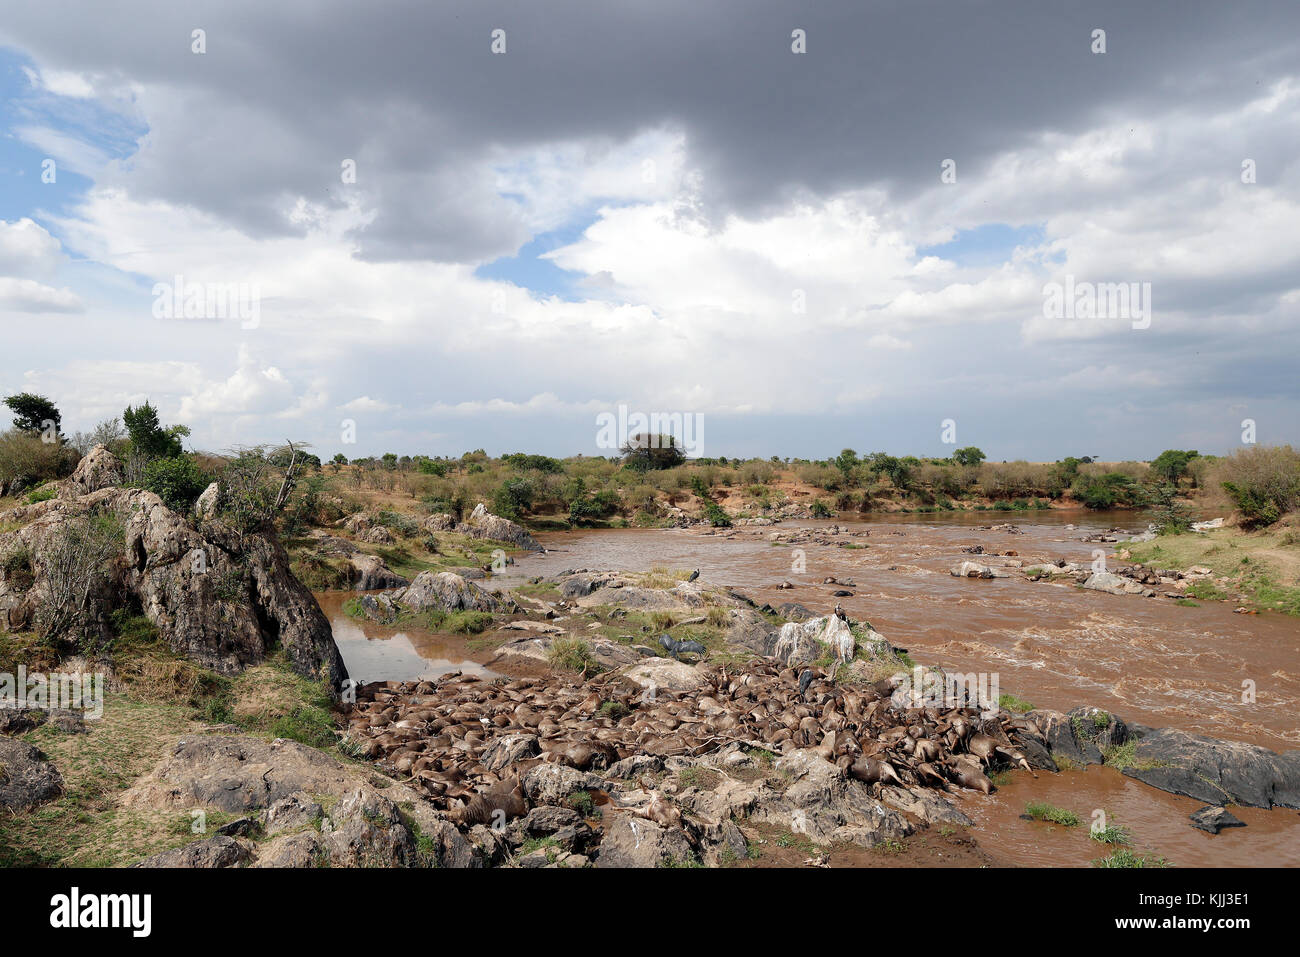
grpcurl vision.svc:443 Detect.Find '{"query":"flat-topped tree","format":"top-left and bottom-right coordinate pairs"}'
top-left (4, 392), bottom-right (62, 438)
top-left (621, 433), bottom-right (685, 472)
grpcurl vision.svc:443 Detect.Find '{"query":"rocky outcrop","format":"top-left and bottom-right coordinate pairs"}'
top-left (194, 482), bottom-right (219, 520)
top-left (396, 571), bottom-right (508, 613)
top-left (595, 813), bottom-right (695, 868)
top-left (574, 580), bottom-right (706, 612)
top-left (133, 835), bottom-right (252, 868)
top-left (463, 503), bottom-right (541, 551)
top-left (61, 443), bottom-right (124, 497)
top-left (348, 554), bottom-right (408, 591)
top-left (619, 657), bottom-right (709, 693)
top-left (773, 615), bottom-right (862, 666)
top-left (489, 633), bottom-right (640, 671)
top-left (122, 734), bottom-right (495, 868)
top-left (1083, 571), bottom-right (1155, 597)
top-left (0, 738), bottom-right (64, 811)
top-left (950, 561), bottom-right (1009, 579)
top-left (1027, 706), bottom-right (1128, 767)
top-left (1121, 726), bottom-right (1300, 810)
top-left (558, 572), bottom-right (613, 598)
top-left (0, 449), bottom-right (346, 688)
top-left (1027, 704), bottom-right (1300, 810)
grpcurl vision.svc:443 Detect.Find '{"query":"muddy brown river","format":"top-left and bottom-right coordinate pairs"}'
top-left (322, 510), bottom-right (1300, 867)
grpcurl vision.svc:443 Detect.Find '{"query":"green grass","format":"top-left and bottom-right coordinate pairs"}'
top-left (513, 581), bottom-right (560, 600)
top-left (1185, 581), bottom-right (1230, 601)
top-left (24, 484), bottom-right (56, 505)
top-left (341, 598), bottom-right (495, 635)
top-left (566, 791), bottom-right (596, 818)
top-left (597, 700), bottom-right (629, 720)
top-left (1024, 802), bottom-right (1081, 827)
top-left (1242, 569), bottom-right (1300, 615)
top-left (1129, 529), bottom-right (1300, 616)
top-left (998, 692), bottom-right (1035, 713)
top-left (1093, 847), bottom-right (1170, 868)
top-left (547, 637), bottom-right (601, 674)
top-left (1090, 822), bottom-right (1132, 846)
top-left (1100, 740), bottom-right (1169, 773)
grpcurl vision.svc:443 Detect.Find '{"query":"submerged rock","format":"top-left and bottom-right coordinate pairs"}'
top-left (1083, 571), bottom-right (1154, 596)
top-left (949, 561), bottom-right (1008, 579)
top-left (1188, 805), bottom-right (1246, 834)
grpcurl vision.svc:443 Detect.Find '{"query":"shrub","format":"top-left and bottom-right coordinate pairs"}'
top-left (0, 430), bottom-right (74, 492)
top-left (1074, 472), bottom-right (1145, 509)
top-left (24, 484), bottom-right (56, 505)
top-left (216, 449), bottom-right (281, 533)
top-left (702, 501), bottom-right (732, 527)
top-left (492, 478), bottom-right (534, 520)
top-left (123, 401), bottom-right (188, 460)
top-left (34, 511), bottom-right (124, 650)
top-left (1216, 445), bottom-right (1300, 528)
top-left (141, 455), bottom-right (210, 511)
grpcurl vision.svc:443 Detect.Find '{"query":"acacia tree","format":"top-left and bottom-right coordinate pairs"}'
top-left (952, 446), bottom-right (986, 467)
top-left (217, 442), bottom-right (311, 533)
top-left (4, 392), bottom-right (62, 438)
top-left (1150, 449), bottom-right (1199, 484)
top-left (621, 433), bottom-right (685, 471)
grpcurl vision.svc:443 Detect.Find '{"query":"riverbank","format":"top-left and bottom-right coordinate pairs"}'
top-left (3, 445), bottom-right (1296, 869)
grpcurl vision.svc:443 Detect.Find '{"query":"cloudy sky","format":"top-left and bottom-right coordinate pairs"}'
top-left (1, 0), bottom-right (1297, 461)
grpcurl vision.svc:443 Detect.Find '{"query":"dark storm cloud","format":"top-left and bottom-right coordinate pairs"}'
top-left (4, 0), bottom-right (1298, 263)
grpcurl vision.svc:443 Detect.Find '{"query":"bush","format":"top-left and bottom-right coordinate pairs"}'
top-left (1218, 445), bottom-right (1300, 528)
top-left (141, 455), bottom-right (210, 511)
top-left (216, 449), bottom-right (281, 533)
top-left (0, 430), bottom-right (74, 492)
top-left (702, 501), bottom-right (732, 527)
top-left (24, 484), bottom-right (56, 505)
top-left (492, 478), bottom-right (534, 520)
top-left (34, 511), bottom-right (124, 650)
top-left (1074, 472), bottom-right (1145, 509)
